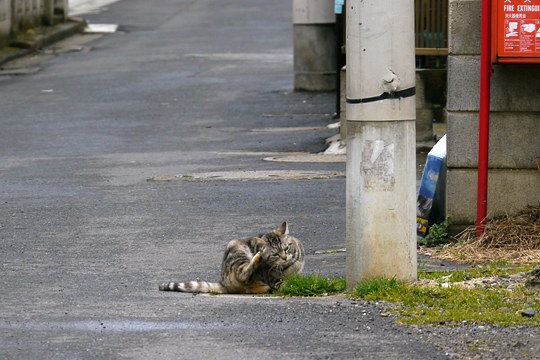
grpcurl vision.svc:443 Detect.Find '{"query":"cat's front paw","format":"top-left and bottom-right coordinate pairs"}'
top-left (251, 251), bottom-right (264, 268)
top-left (253, 251), bottom-right (263, 262)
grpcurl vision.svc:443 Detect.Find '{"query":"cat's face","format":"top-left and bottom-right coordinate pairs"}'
top-left (261, 232), bottom-right (294, 267)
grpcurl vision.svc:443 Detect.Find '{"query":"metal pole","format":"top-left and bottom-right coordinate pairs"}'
top-left (476, 0), bottom-right (492, 237)
top-left (345, 0), bottom-right (417, 288)
top-left (334, 0), bottom-right (345, 117)
top-left (334, 12), bottom-right (342, 117)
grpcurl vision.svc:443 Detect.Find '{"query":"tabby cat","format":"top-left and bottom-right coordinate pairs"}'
top-left (159, 222), bottom-right (304, 294)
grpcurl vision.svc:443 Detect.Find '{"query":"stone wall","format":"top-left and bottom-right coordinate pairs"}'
top-left (0, 0), bottom-right (10, 47)
top-left (446, 0), bottom-right (540, 226)
top-left (0, 0), bottom-right (68, 47)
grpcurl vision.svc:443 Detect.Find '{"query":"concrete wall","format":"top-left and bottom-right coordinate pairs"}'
top-left (293, 0), bottom-right (336, 91)
top-left (293, 23), bottom-right (336, 91)
top-left (446, 0), bottom-right (540, 226)
top-left (12, 0), bottom-right (46, 32)
top-left (0, 0), bottom-right (10, 47)
top-left (0, 0), bottom-right (68, 46)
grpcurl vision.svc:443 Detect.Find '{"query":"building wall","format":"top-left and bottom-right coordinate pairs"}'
top-left (12, 0), bottom-right (46, 32)
top-left (0, 0), bottom-right (10, 47)
top-left (0, 0), bottom-right (68, 46)
top-left (446, 0), bottom-right (540, 225)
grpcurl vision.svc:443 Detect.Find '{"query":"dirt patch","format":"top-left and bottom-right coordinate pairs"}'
top-left (149, 170), bottom-right (345, 182)
top-left (417, 272), bottom-right (528, 291)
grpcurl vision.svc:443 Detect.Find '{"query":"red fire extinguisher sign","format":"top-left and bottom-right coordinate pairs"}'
top-left (493, 0), bottom-right (540, 63)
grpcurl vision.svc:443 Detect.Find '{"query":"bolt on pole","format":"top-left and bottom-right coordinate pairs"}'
top-left (345, 0), bottom-right (417, 289)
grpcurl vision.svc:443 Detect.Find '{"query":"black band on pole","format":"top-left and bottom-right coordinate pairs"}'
top-left (346, 86), bottom-right (416, 104)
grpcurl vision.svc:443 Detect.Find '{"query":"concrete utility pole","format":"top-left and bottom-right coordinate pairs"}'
top-left (345, 0), bottom-right (417, 288)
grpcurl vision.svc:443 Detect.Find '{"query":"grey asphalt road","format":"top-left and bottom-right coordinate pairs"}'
top-left (0, 0), bottom-right (452, 359)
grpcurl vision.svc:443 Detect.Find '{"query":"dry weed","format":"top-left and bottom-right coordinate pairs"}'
top-left (425, 206), bottom-right (540, 264)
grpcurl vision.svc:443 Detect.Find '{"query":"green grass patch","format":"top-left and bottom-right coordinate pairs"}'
top-left (277, 265), bottom-right (540, 326)
top-left (349, 265), bottom-right (540, 326)
top-left (352, 277), bottom-right (408, 301)
top-left (276, 274), bottom-right (346, 297)
top-left (396, 284), bottom-right (540, 326)
top-left (418, 217), bottom-right (452, 247)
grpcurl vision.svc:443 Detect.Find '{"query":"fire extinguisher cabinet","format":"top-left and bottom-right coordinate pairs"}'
top-left (492, 0), bottom-right (540, 64)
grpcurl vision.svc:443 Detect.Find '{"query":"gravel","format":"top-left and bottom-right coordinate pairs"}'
top-left (413, 323), bottom-right (539, 359)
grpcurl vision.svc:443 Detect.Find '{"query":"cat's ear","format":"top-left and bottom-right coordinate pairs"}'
top-left (277, 222), bottom-right (289, 235)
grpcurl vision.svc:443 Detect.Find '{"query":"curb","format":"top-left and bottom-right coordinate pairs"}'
top-left (0, 17), bottom-right (87, 67)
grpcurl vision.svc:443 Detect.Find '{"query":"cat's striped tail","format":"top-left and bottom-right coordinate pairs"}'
top-left (159, 281), bottom-right (227, 294)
